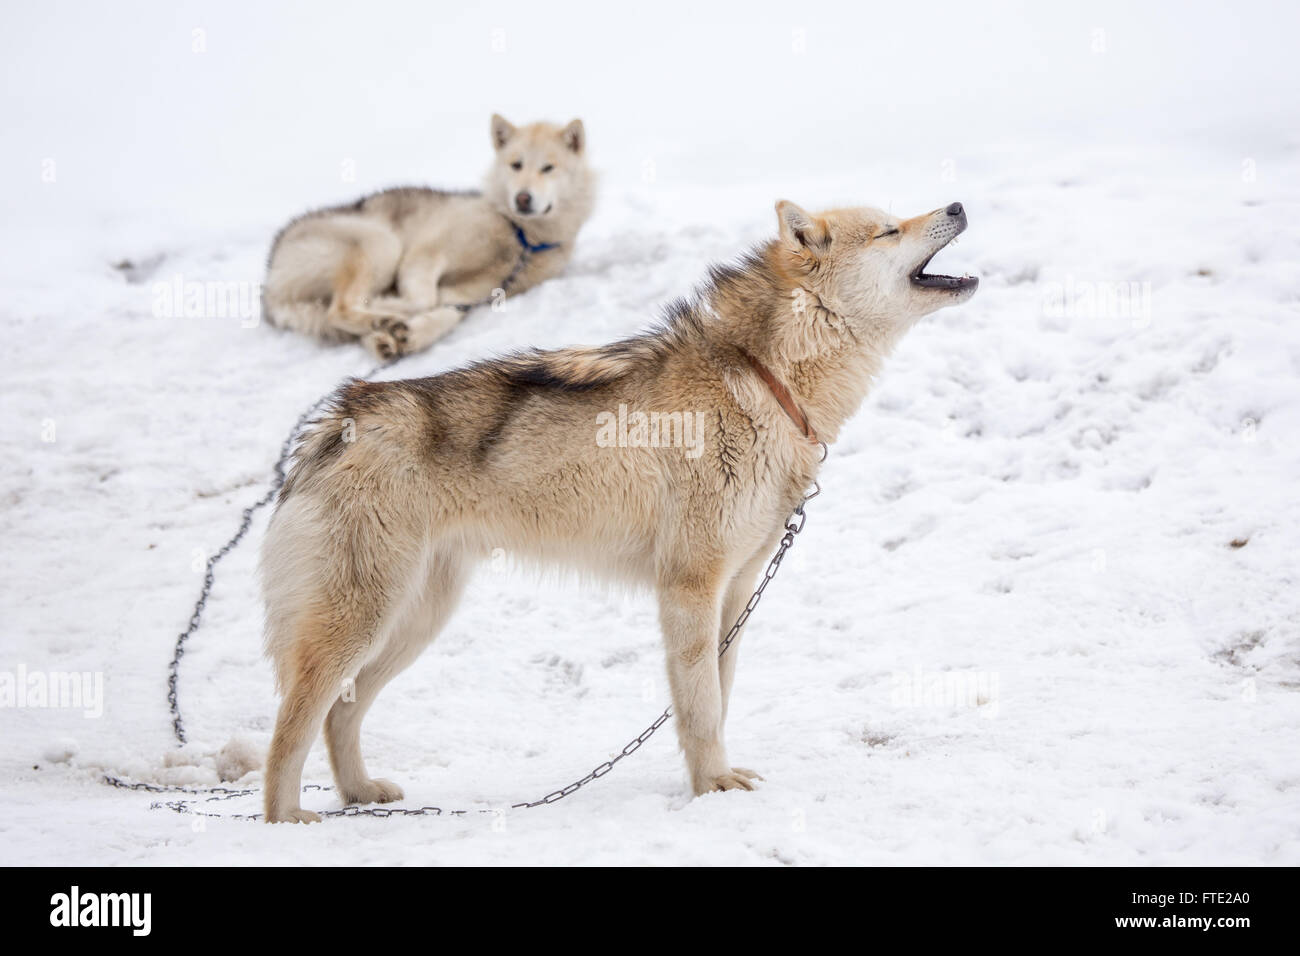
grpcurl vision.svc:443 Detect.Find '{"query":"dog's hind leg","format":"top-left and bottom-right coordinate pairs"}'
top-left (263, 601), bottom-right (386, 823)
top-left (262, 504), bottom-right (424, 823)
top-left (327, 226), bottom-right (403, 339)
top-left (323, 550), bottom-right (469, 805)
top-left (264, 216), bottom-right (402, 344)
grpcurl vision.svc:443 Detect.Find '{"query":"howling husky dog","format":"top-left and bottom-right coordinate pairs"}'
top-left (261, 114), bottom-right (594, 358)
top-left (260, 199), bottom-right (978, 822)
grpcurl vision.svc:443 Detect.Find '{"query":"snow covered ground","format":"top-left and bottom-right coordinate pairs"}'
top-left (2, 1), bottom-right (1298, 865)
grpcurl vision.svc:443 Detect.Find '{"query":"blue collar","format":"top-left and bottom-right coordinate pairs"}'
top-left (514, 224), bottom-right (559, 254)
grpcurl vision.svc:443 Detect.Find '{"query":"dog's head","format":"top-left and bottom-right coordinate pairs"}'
top-left (486, 113), bottom-right (588, 221)
top-left (774, 200), bottom-right (978, 329)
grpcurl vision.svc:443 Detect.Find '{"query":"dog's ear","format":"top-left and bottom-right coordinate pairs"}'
top-left (491, 114), bottom-right (516, 150)
top-left (776, 200), bottom-right (829, 253)
top-left (561, 118), bottom-right (585, 154)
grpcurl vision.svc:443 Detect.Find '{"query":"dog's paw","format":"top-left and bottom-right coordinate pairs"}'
top-left (370, 315), bottom-right (410, 343)
top-left (361, 330), bottom-right (402, 360)
top-left (265, 808), bottom-right (322, 824)
top-left (696, 767), bottom-right (764, 795)
top-left (342, 778), bottom-right (404, 806)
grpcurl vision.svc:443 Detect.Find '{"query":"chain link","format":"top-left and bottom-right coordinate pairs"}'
top-left (106, 266), bottom-right (824, 819)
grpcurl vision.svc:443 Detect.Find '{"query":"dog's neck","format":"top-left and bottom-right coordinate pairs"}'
top-left (736, 349), bottom-right (820, 445)
top-left (709, 242), bottom-right (901, 446)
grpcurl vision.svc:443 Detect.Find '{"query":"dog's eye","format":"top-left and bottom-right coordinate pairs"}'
top-left (510, 161), bottom-right (523, 171)
top-left (875, 228), bottom-right (900, 239)
top-left (541, 164), bottom-right (554, 173)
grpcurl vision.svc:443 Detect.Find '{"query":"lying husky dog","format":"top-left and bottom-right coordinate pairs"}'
top-left (260, 199), bottom-right (978, 822)
top-left (261, 114), bottom-right (594, 358)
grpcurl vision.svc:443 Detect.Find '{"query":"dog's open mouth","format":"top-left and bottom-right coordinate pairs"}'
top-left (910, 234), bottom-right (978, 292)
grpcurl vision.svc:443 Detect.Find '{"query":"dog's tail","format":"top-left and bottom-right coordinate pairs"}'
top-left (262, 382), bottom-right (367, 685)
top-left (261, 378), bottom-right (414, 688)
top-left (277, 377), bottom-right (409, 503)
top-left (276, 385), bottom-right (354, 504)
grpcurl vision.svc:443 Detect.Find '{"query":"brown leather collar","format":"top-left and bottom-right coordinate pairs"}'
top-left (739, 349), bottom-right (819, 445)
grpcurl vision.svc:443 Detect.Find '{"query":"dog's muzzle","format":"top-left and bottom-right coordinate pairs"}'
top-left (910, 202), bottom-right (978, 292)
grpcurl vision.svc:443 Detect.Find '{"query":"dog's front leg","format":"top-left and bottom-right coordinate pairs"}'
top-left (659, 577), bottom-right (761, 796)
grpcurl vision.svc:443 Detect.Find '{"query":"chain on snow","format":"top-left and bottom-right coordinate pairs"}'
top-left (105, 295), bottom-right (823, 820)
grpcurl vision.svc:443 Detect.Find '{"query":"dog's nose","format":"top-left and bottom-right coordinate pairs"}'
top-left (946, 202), bottom-right (964, 217)
top-left (515, 192), bottom-right (533, 213)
